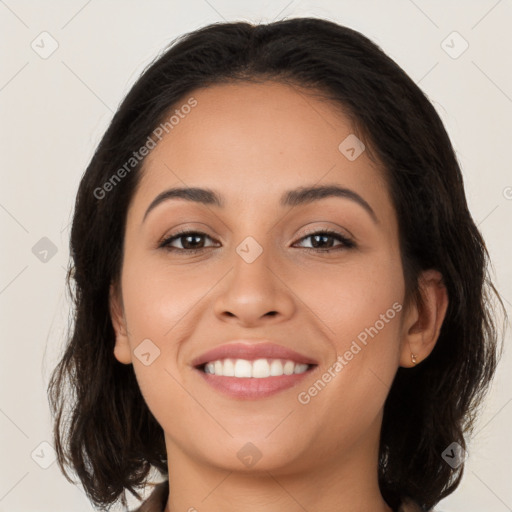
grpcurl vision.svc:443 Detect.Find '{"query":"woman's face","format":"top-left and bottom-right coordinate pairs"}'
top-left (111, 81), bottom-right (413, 475)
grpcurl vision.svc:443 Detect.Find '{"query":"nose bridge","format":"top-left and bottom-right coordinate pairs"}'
top-left (231, 233), bottom-right (278, 299)
top-left (213, 229), bottom-right (295, 324)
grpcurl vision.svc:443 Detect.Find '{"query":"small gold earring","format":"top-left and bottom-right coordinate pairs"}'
top-left (411, 353), bottom-right (417, 365)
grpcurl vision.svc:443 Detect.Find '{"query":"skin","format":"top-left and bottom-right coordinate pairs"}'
top-left (110, 81), bottom-right (448, 512)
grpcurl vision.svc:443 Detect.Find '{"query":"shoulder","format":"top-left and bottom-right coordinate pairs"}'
top-left (130, 480), bottom-right (169, 512)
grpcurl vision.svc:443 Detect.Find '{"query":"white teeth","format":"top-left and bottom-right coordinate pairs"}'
top-left (252, 359), bottom-right (270, 378)
top-left (294, 363), bottom-right (309, 374)
top-left (223, 358), bottom-right (235, 376)
top-left (283, 360), bottom-right (295, 375)
top-left (269, 359), bottom-right (283, 376)
top-left (202, 358), bottom-right (311, 378)
top-left (234, 359), bottom-right (252, 378)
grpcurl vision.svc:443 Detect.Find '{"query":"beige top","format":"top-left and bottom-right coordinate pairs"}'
top-left (130, 480), bottom-right (428, 512)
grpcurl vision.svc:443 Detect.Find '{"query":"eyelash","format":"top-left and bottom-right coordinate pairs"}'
top-left (158, 228), bottom-right (355, 255)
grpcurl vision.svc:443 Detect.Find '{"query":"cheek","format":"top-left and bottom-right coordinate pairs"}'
top-left (118, 256), bottom-right (223, 420)
top-left (121, 255), bottom-right (212, 342)
top-left (295, 251), bottom-right (404, 346)
top-left (293, 253), bottom-right (404, 417)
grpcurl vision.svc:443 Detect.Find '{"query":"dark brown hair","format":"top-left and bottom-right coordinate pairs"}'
top-left (47, 17), bottom-right (505, 511)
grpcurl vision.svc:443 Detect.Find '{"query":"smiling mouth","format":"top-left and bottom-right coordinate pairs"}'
top-left (196, 358), bottom-right (316, 378)
top-left (194, 357), bottom-right (318, 400)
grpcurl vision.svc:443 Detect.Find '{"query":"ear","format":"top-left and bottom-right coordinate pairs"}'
top-left (109, 282), bottom-right (132, 364)
top-left (399, 269), bottom-right (449, 368)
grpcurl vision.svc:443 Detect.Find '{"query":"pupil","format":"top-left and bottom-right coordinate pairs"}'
top-left (184, 235), bottom-right (203, 249)
top-left (313, 234), bottom-right (332, 248)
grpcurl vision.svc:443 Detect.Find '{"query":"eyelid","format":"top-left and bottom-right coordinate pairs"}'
top-left (157, 223), bottom-right (220, 246)
top-left (297, 224), bottom-right (354, 241)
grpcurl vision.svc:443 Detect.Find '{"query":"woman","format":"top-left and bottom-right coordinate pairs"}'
top-left (48, 17), bottom-right (504, 512)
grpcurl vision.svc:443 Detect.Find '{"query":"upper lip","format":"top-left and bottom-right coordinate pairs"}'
top-left (191, 341), bottom-right (319, 367)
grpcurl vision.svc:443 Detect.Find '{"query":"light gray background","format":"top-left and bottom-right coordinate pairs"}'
top-left (1, 1), bottom-right (511, 511)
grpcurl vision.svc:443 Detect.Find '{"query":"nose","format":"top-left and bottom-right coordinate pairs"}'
top-left (213, 246), bottom-right (296, 327)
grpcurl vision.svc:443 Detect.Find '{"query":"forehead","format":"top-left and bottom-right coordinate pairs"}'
top-left (131, 81), bottom-right (389, 217)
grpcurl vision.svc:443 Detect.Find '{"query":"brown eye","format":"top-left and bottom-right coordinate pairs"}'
top-left (294, 230), bottom-right (355, 252)
top-left (159, 231), bottom-right (218, 252)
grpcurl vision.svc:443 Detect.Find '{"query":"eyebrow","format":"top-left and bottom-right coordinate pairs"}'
top-left (142, 184), bottom-right (378, 224)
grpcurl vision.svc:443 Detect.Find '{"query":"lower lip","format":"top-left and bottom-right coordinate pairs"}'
top-left (195, 367), bottom-right (315, 400)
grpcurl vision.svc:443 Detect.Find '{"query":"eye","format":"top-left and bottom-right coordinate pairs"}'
top-left (158, 228), bottom-right (355, 254)
top-left (159, 230), bottom-right (219, 253)
top-left (293, 229), bottom-right (355, 252)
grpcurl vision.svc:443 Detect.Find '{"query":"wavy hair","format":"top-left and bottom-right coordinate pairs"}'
top-left (47, 17), bottom-right (505, 511)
